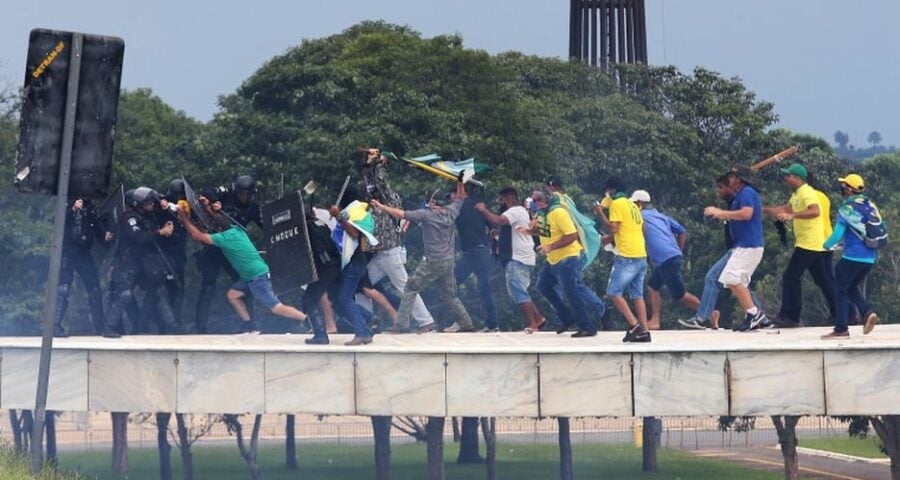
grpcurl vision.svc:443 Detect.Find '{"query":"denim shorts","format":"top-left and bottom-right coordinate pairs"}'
top-left (232, 273), bottom-right (280, 309)
top-left (606, 256), bottom-right (648, 298)
top-left (505, 260), bottom-right (533, 304)
top-left (647, 256), bottom-right (686, 300)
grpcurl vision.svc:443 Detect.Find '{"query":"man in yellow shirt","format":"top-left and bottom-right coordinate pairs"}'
top-left (595, 176), bottom-right (651, 342)
top-left (523, 189), bottom-right (598, 337)
top-left (763, 163), bottom-right (837, 327)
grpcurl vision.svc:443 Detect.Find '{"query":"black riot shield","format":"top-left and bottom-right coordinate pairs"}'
top-left (181, 177), bottom-right (214, 231)
top-left (92, 184), bottom-right (124, 256)
top-left (261, 192), bottom-right (317, 296)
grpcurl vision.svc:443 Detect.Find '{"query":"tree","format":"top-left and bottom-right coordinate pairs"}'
top-left (426, 417), bottom-right (445, 480)
top-left (110, 412), bottom-right (128, 474)
top-left (868, 130), bottom-right (883, 147)
top-left (834, 130), bottom-right (850, 150)
top-left (772, 416), bottom-right (802, 480)
top-left (456, 417), bottom-right (482, 463)
top-left (558, 417), bottom-right (574, 480)
top-left (223, 414), bottom-right (263, 480)
top-left (371, 416), bottom-right (393, 480)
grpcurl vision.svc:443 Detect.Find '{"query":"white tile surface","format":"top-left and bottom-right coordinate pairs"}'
top-left (633, 352), bottom-right (727, 416)
top-left (89, 350), bottom-right (176, 412)
top-left (540, 353), bottom-right (632, 417)
top-left (825, 350), bottom-right (900, 415)
top-left (265, 352), bottom-right (355, 414)
top-left (355, 353), bottom-right (446, 416)
top-left (177, 352), bottom-right (265, 414)
top-left (446, 353), bottom-right (538, 417)
top-left (1, 348), bottom-right (88, 411)
top-left (729, 351), bottom-right (825, 415)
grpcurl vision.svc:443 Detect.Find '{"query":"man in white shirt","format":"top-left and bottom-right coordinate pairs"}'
top-left (475, 187), bottom-right (546, 332)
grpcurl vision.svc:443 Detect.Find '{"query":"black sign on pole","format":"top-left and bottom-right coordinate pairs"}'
top-left (15, 29), bottom-right (124, 199)
top-left (261, 192), bottom-right (318, 296)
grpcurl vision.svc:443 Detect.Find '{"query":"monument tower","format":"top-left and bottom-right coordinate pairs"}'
top-left (569, 0), bottom-right (648, 67)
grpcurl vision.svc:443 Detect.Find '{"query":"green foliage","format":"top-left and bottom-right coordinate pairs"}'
top-left (0, 447), bottom-right (85, 480)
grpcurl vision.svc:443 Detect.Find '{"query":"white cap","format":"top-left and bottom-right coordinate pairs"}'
top-left (630, 189), bottom-right (651, 203)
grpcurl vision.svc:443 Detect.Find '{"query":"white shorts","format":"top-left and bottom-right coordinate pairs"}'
top-left (718, 247), bottom-right (764, 287)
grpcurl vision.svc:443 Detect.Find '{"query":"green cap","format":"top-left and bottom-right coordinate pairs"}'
top-left (779, 163), bottom-right (808, 180)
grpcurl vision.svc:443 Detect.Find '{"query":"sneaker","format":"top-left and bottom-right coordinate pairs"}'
top-left (863, 311), bottom-right (879, 335)
top-left (101, 329), bottom-right (121, 339)
top-left (677, 317), bottom-right (708, 330)
top-left (416, 322), bottom-right (437, 334)
top-left (555, 323), bottom-right (573, 335)
top-left (735, 314), bottom-right (754, 332)
top-left (571, 330), bottom-right (597, 338)
top-left (623, 324), bottom-right (651, 343)
top-left (383, 326), bottom-right (412, 334)
top-left (239, 320), bottom-right (259, 334)
top-left (304, 336), bottom-right (329, 345)
top-left (748, 311), bottom-right (768, 330)
top-left (344, 336), bottom-right (373, 346)
top-left (821, 330), bottom-right (850, 340)
top-left (444, 322), bottom-right (476, 333)
top-left (478, 326), bottom-right (500, 333)
top-left (758, 318), bottom-right (775, 329)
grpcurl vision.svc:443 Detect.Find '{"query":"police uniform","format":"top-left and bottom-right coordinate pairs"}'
top-left (54, 200), bottom-right (107, 336)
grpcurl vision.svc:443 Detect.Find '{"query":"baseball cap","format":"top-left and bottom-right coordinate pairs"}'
top-left (779, 163), bottom-right (808, 180)
top-left (629, 190), bottom-right (651, 203)
top-left (838, 173), bottom-right (865, 191)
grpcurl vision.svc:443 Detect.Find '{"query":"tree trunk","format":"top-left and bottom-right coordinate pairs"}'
top-left (11, 410), bottom-right (33, 454)
top-left (870, 415), bottom-right (900, 480)
top-left (558, 417), bottom-right (574, 480)
top-left (451, 417), bottom-right (460, 442)
top-left (225, 414), bottom-right (263, 480)
top-left (772, 415), bottom-right (801, 480)
top-left (156, 413), bottom-right (173, 480)
top-left (10, 410), bottom-right (23, 452)
top-left (286, 414), bottom-right (298, 469)
top-left (371, 416), bottom-right (393, 480)
top-left (642, 416), bottom-right (661, 472)
top-left (111, 412), bottom-right (129, 474)
top-left (45, 411), bottom-right (57, 466)
top-left (426, 417), bottom-right (446, 480)
top-left (456, 417), bottom-right (482, 463)
top-left (175, 414), bottom-right (193, 480)
top-left (480, 417), bottom-right (497, 480)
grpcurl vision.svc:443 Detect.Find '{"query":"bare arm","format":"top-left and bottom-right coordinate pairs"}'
top-left (178, 209), bottom-right (214, 246)
top-left (777, 204), bottom-right (820, 221)
top-left (763, 204), bottom-right (790, 216)
top-left (474, 203), bottom-right (510, 226)
top-left (538, 232), bottom-right (578, 255)
top-left (676, 232), bottom-right (687, 251)
top-left (704, 206), bottom-right (754, 221)
top-left (370, 199), bottom-right (405, 220)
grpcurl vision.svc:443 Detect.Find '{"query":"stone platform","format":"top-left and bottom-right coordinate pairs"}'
top-left (1, 325), bottom-right (898, 417)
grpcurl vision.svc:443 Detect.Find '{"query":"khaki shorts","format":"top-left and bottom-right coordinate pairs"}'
top-left (718, 247), bottom-right (764, 287)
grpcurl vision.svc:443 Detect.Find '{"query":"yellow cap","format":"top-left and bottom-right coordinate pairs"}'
top-left (599, 195), bottom-right (613, 208)
top-left (838, 174), bottom-right (865, 191)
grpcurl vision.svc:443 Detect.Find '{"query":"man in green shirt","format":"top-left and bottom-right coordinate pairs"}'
top-left (179, 203), bottom-right (308, 332)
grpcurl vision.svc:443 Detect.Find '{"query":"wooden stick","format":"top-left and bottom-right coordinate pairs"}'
top-left (750, 145), bottom-right (800, 172)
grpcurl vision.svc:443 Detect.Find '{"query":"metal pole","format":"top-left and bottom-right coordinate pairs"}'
top-left (30, 32), bottom-right (83, 474)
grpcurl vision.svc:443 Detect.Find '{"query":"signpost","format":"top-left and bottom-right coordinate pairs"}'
top-left (14, 29), bottom-right (124, 473)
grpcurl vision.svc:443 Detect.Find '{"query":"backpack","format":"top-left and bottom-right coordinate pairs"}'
top-left (848, 197), bottom-right (889, 249)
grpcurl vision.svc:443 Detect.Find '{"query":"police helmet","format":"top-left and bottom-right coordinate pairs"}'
top-left (130, 187), bottom-right (159, 207)
top-left (233, 175), bottom-right (257, 194)
top-left (167, 178), bottom-right (186, 200)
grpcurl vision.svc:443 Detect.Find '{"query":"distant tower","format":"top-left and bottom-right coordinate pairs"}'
top-left (569, 0), bottom-right (648, 67)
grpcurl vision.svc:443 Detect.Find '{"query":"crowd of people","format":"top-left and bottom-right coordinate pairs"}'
top-left (53, 148), bottom-right (885, 345)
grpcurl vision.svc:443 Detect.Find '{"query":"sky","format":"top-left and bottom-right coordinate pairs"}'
top-left (1, 0), bottom-right (897, 148)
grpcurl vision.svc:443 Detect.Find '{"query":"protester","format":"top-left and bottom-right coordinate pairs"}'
top-left (763, 163), bottom-right (836, 328)
top-left (703, 167), bottom-right (768, 332)
top-left (475, 187), bottom-right (546, 333)
top-left (455, 184), bottom-right (500, 331)
top-left (179, 199), bottom-right (309, 334)
top-left (629, 190), bottom-right (700, 329)
top-left (595, 177), bottom-right (651, 342)
top-left (371, 181), bottom-right (476, 333)
top-left (821, 174), bottom-right (881, 339)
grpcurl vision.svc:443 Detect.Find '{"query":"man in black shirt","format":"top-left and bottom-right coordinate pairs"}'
top-left (454, 186), bottom-right (499, 331)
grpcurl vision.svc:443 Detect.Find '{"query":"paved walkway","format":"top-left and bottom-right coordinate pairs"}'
top-left (685, 446), bottom-right (890, 480)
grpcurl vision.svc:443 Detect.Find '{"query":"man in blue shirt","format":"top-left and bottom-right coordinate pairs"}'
top-left (630, 190), bottom-right (700, 329)
top-left (703, 168), bottom-right (769, 331)
top-left (821, 174), bottom-right (880, 339)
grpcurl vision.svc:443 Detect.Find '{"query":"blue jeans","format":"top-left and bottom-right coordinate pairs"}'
top-left (606, 256), bottom-right (647, 299)
top-left (329, 256), bottom-right (372, 339)
top-left (505, 260), bottom-right (533, 304)
top-left (697, 250), bottom-right (761, 320)
top-left (833, 259), bottom-right (873, 333)
top-left (537, 256), bottom-right (596, 333)
top-left (576, 254), bottom-right (606, 319)
top-left (455, 245), bottom-right (499, 329)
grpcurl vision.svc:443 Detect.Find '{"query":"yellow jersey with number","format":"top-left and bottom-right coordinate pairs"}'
top-left (609, 196), bottom-right (647, 258)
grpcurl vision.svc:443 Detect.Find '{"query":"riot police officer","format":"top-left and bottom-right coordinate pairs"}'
top-left (54, 198), bottom-right (107, 337)
top-left (103, 187), bottom-right (178, 337)
top-left (158, 178), bottom-right (189, 328)
top-left (193, 175), bottom-right (262, 333)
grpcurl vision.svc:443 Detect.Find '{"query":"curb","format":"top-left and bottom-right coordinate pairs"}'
top-left (794, 446), bottom-right (890, 465)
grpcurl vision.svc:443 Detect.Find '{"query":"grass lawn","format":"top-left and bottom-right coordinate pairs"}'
top-left (49, 442), bottom-right (779, 480)
top-left (802, 436), bottom-right (887, 459)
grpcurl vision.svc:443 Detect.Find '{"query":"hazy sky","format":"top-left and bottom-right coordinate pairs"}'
top-left (2, 0), bottom-right (897, 147)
